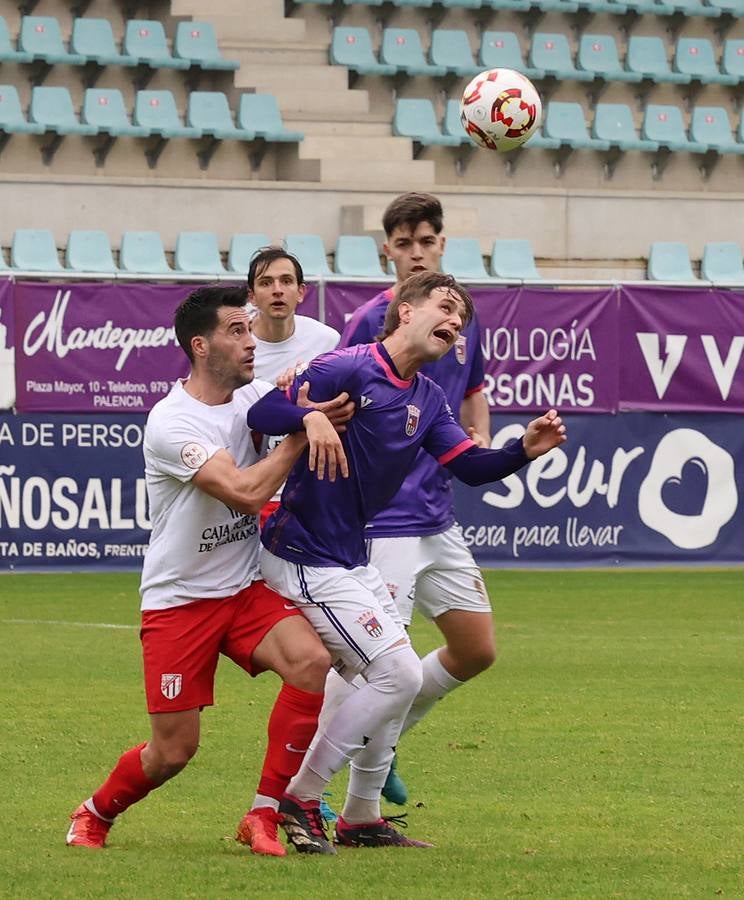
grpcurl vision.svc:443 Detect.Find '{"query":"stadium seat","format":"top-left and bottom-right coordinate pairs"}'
top-left (700, 242), bottom-right (744, 283)
top-left (70, 18), bottom-right (137, 67)
top-left (187, 92), bottom-right (254, 140)
top-left (657, 0), bottom-right (720, 15)
top-left (380, 28), bottom-right (447, 77)
top-left (624, 0), bottom-right (671, 13)
top-left (119, 231), bottom-right (172, 274)
top-left (577, 34), bottom-right (641, 82)
top-left (647, 242), bottom-right (698, 281)
top-left (481, 0), bottom-right (531, 11)
top-left (721, 40), bottom-right (744, 79)
top-left (18, 16), bottom-right (85, 65)
top-left (673, 38), bottom-right (737, 85)
top-left (574, 0), bottom-right (628, 12)
top-left (237, 95), bottom-right (303, 142)
top-left (284, 234), bottom-right (332, 276)
top-left (391, 0), bottom-right (435, 7)
top-left (66, 230), bottom-right (118, 273)
top-left (124, 20), bottom-right (190, 70)
top-left (706, 0), bottom-right (742, 12)
top-left (592, 103), bottom-right (658, 151)
top-left (227, 233), bottom-right (271, 273)
top-left (529, 34), bottom-right (594, 82)
top-left (29, 86), bottom-right (97, 134)
top-left (174, 231), bottom-right (226, 274)
top-left (689, 106), bottom-right (744, 154)
top-left (543, 102), bottom-right (610, 150)
top-left (540, 0), bottom-right (580, 10)
top-left (133, 91), bottom-right (201, 137)
top-left (393, 98), bottom-right (461, 146)
top-left (330, 27), bottom-right (396, 76)
top-left (641, 104), bottom-right (706, 152)
top-left (441, 0), bottom-right (481, 7)
top-left (442, 238), bottom-right (489, 280)
top-left (491, 239), bottom-right (541, 280)
top-left (479, 31), bottom-right (543, 79)
top-left (0, 16), bottom-right (31, 63)
top-left (443, 98), bottom-right (469, 144)
top-left (334, 235), bottom-right (385, 277)
top-left (11, 228), bottom-right (64, 271)
top-left (82, 89), bottom-right (149, 136)
top-left (429, 30), bottom-right (480, 77)
top-left (173, 21), bottom-right (239, 71)
top-left (524, 128), bottom-right (562, 150)
top-left (626, 36), bottom-right (690, 84)
top-left (0, 85), bottom-right (44, 135)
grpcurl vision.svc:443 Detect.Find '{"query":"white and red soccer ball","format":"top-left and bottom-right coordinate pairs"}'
top-left (459, 68), bottom-right (541, 152)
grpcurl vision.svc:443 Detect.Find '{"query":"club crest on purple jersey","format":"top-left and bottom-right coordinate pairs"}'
top-left (161, 673), bottom-right (182, 700)
top-left (357, 610), bottom-right (384, 638)
top-left (405, 404), bottom-right (421, 436)
top-left (455, 335), bottom-right (467, 365)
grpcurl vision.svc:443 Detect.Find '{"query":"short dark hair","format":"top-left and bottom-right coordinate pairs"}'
top-left (174, 284), bottom-right (248, 362)
top-left (381, 271), bottom-right (474, 339)
top-left (382, 192), bottom-right (444, 238)
top-left (247, 245), bottom-right (304, 291)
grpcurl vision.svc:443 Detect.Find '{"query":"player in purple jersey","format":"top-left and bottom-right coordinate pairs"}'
top-left (329, 192), bottom-right (493, 806)
top-left (247, 271), bottom-right (566, 851)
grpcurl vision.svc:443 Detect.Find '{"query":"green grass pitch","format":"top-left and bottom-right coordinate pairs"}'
top-left (1, 569), bottom-right (742, 898)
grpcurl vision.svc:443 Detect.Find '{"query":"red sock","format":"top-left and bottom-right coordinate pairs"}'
top-left (256, 683), bottom-right (324, 801)
top-left (91, 742), bottom-right (158, 820)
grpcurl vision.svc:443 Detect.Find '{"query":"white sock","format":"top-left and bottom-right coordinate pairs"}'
top-left (249, 793), bottom-right (279, 812)
top-left (400, 648), bottom-right (464, 736)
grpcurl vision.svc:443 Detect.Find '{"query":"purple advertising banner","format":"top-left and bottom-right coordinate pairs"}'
top-left (619, 285), bottom-right (744, 412)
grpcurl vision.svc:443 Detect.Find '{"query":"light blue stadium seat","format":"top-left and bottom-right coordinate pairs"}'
top-left (674, 37), bottom-right (736, 85)
top-left (641, 104), bottom-right (706, 152)
top-left (657, 0), bottom-right (720, 15)
top-left (575, 0), bottom-right (628, 12)
top-left (0, 85), bottom-right (44, 134)
top-left (393, 98), bottom-right (461, 146)
top-left (577, 34), bottom-right (641, 82)
top-left (381, 28), bottom-right (447, 76)
top-left (82, 89), bottom-right (149, 136)
top-left (124, 20), bottom-right (190, 70)
top-left (443, 98), bottom-right (469, 144)
top-left (701, 242), bottom-right (744, 283)
top-left (479, 31), bottom-right (544, 79)
top-left (442, 238), bottom-right (488, 279)
top-left (0, 16), bottom-right (31, 63)
top-left (175, 231), bottom-right (226, 274)
top-left (343, 0), bottom-right (384, 5)
top-left (134, 91), bottom-right (201, 137)
top-left (491, 239), bottom-right (541, 279)
top-left (334, 236), bottom-right (385, 277)
top-left (706, 0), bottom-right (743, 12)
top-left (592, 103), bottom-right (658, 151)
top-left (529, 33), bottom-right (594, 82)
top-left (71, 18), bottom-right (137, 67)
top-left (430, 30), bottom-right (480, 76)
top-left (391, 0), bottom-right (435, 7)
top-left (540, 0), bottom-right (580, 11)
top-left (11, 229), bottom-right (64, 271)
top-left (187, 92), bottom-right (254, 140)
top-left (29, 86), bottom-right (98, 134)
top-left (330, 27), bottom-right (396, 76)
top-left (689, 106), bottom-right (744, 154)
top-left (19, 16), bottom-right (85, 65)
top-left (647, 242), bottom-right (698, 281)
top-left (227, 233), bottom-right (271, 273)
top-left (481, 0), bottom-right (531, 11)
top-left (543, 101), bottom-right (610, 150)
top-left (174, 21), bottom-right (239, 71)
top-left (66, 230), bottom-right (117, 272)
top-left (119, 231), bottom-right (172, 274)
top-left (624, 0), bottom-right (671, 13)
top-left (626, 36), bottom-right (690, 84)
top-left (721, 40), bottom-right (744, 79)
top-left (284, 234), bottom-right (332, 276)
top-left (524, 128), bottom-right (561, 149)
top-left (237, 94), bottom-right (303, 142)
top-left (441, 0), bottom-right (482, 9)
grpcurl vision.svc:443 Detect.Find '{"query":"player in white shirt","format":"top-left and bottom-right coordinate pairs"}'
top-left (67, 284), bottom-right (351, 858)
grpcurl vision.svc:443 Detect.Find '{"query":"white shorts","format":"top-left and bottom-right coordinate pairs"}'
top-left (367, 524), bottom-right (491, 627)
top-left (260, 548), bottom-right (409, 681)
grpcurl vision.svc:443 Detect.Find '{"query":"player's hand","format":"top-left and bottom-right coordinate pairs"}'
top-left (302, 410), bottom-right (349, 481)
top-left (275, 359), bottom-right (305, 391)
top-left (522, 409), bottom-right (567, 459)
top-left (466, 426), bottom-right (489, 449)
top-left (297, 382), bottom-right (355, 433)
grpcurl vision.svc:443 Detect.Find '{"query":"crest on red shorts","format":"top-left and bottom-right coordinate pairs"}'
top-left (161, 673), bottom-right (182, 700)
top-left (405, 404), bottom-right (421, 437)
top-left (357, 610), bottom-right (384, 638)
top-left (455, 335), bottom-right (467, 365)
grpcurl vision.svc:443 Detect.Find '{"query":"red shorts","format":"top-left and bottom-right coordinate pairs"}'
top-left (140, 580), bottom-right (301, 714)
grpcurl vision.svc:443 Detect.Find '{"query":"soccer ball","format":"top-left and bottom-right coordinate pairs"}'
top-left (459, 68), bottom-right (542, 153)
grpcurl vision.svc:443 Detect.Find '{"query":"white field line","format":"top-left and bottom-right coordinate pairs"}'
top-left (1, 618), bottom-right (137, 630)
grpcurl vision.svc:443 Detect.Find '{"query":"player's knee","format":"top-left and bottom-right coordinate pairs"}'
top-left (366, 645), bottom-right (423, 702)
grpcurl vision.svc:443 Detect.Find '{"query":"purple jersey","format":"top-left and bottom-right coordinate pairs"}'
top-left (259, 343), bottom-right (475, 568)
top-left (340, 288), bottom-right (486, 537)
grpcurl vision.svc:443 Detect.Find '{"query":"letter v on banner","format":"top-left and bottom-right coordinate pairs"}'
top-left (636, 333), bottom-right (687, 398)
top-left (700, 335), bottom-right (744, 401)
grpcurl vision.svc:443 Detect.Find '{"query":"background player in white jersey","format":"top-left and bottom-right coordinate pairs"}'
top-left (248, 271), bottom-right (566, 852)
top-left (247, 246), bottom-right (340, 527)
top-left (66, 284), bottom-right (351, 858)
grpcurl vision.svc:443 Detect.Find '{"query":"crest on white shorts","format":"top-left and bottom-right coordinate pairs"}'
top-left (455, 335), bottom-right (467, 365)
top-left (405, 404), bottom-right (421, 437)
top-left (357, 610), bottom-right (384, 638)
top-left (161, 673), bottom-right (182, 700)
